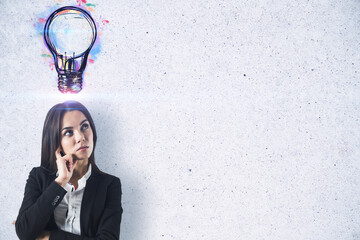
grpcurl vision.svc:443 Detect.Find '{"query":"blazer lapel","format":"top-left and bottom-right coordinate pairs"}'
top-left (80, 169), bottom-right (100, 236)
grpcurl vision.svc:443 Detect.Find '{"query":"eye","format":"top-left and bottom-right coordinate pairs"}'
top-left (81, 123), bottom-right (89, 131)
top-left (64, 130), bottom-right (73, 136)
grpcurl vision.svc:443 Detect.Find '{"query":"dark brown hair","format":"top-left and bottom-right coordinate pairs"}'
top-left (40, 100), bottom-right (102, 174)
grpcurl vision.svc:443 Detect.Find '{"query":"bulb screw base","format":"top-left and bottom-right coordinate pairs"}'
top-left (58, 73), bottom-right (83, 93)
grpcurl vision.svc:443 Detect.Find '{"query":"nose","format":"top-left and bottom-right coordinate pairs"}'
top-left (74, 130), bottom-right (86, 143)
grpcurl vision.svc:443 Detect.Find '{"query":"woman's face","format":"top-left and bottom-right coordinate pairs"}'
top-left (60, 110), bottom-right (94, 161)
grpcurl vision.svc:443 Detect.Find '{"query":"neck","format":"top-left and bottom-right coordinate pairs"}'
top-left (72, 159), bottom-right (89, 180)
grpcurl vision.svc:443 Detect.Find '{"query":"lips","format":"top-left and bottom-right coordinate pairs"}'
top-left (77, 146), bottom-right (89, 151)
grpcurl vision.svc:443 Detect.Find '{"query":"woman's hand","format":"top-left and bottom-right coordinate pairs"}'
top-left (54, 147), bottom-right (77, 188)
top-left (36, 231), bottom-right (50, 240)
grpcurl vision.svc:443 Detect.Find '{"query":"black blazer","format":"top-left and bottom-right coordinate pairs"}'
top-left (15, 166), bottom-right (123, 240)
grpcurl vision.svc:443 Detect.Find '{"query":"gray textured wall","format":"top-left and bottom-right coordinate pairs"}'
top-left (1, 0), bottom-right (360, 239)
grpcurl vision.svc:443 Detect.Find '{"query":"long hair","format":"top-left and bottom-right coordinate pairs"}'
top-left (40, 100), bottom-right (102, 174)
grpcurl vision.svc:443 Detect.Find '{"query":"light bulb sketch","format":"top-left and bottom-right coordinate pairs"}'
top-left (44, 6), bottom-right (97, 93)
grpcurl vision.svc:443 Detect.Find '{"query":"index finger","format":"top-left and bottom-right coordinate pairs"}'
top-left (55, 146), bottom-right (62, 159)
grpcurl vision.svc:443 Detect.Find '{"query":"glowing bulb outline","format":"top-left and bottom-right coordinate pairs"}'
top-left (43, 6), bottom-right (97, 93)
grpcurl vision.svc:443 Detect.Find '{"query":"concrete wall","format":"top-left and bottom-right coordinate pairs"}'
top-left (1, 0), bottom-right (359, 239)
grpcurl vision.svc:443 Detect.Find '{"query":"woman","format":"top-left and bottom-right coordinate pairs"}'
top-left (15, 100), bottom-right (123, 240)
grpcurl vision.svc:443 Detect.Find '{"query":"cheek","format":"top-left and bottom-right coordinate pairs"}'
top-left (87, 133), bottom-right (94, 155)
top-left (61, 138), bottom-right (73, 151)
top-left (87, 131), bottom-right (94, 145)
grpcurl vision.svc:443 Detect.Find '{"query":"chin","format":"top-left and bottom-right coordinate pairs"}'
top-left (74, 154), bottom-right (87, 161)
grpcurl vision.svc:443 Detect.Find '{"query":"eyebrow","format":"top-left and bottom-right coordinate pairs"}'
top-left (61, 119), bottom-right (88, 131)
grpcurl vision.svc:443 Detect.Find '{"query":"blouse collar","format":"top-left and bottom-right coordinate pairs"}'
top-left (56, 164), bottom-right (92, 191)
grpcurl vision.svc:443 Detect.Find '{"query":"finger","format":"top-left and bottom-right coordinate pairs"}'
top-left (61, 153), bottom-right (72, 163)
top-left (57, 154), bottom-right (71, 168)
top-left (57, 155), bottom-right (70, 166)
top-left (55, 147), bottom-right (62, 159)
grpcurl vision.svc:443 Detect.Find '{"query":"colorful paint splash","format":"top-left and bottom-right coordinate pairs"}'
top-left (34, 0), bottom-right (110, 71)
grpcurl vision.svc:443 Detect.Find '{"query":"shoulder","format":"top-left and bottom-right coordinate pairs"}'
top-left (24, 167), bottom-right (56, 189)
top-left (29, 166), bottom-right (55, 176)
top-left (95, 171), bottom-right (121, 183)
top-left (28, 166), bottom-right (55, 177)
top-left (92, 171), bottom-right (122, 188)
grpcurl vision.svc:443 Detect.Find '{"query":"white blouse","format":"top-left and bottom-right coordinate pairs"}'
top-left (54, 164), bottom-right (92, 235)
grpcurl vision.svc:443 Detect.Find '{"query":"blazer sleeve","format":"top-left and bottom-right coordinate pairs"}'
top-left (15, 167), bottom-right (67, 240)
top-left (49, 177), bottom-right (123, 240)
